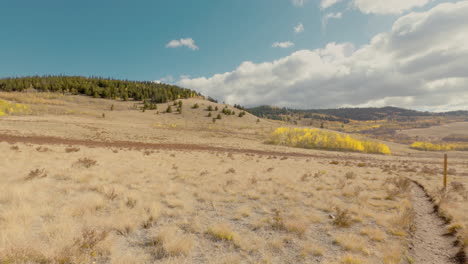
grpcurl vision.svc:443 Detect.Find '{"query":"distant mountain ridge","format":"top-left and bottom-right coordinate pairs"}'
top-left (247, 105), bottom-right (468, 122)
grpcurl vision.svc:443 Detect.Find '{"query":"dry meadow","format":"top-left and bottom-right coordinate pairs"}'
top-left (0, 92), bottom-right (467, 264)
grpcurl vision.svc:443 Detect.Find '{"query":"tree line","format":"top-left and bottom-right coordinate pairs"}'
top-left (0, 75), bottom-right (200, 103)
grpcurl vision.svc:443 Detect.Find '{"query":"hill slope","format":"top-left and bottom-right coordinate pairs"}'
top-left (247, 105), bottom-right (468, 121)
top-left (0, 75), bottom-right (199, 103)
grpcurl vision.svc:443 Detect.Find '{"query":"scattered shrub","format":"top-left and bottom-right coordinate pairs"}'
top-left (65, 146), bottom-right (80, 153)
top-left (450, 181), bottom-right (465, 193)
top-left (74, 228), bottom-right (107, 252)
top-left (104, 188), bottom-right (118, 200)
top-left (222, 107), bottom-right (233, 115)
top-left (332, 208), bottom-right (353, 227)
top-left (75, 158), bottom-right (97, 168)
top-left (36, 146), bottom-right (49, 152)
top-left (345, 172), bottom-right (356, 179)
top-left (192, 103), bottom-right (199, 109)
top-left (126, 197), bottom-right (137, 208)
top-left (10, 145), bottom-right (19, 151)
top-left (166, 105), bottom-right (172, 113)
top-left (25, 169), bottom-right (47, 180)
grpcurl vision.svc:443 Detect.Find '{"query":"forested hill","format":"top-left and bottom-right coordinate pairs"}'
top-left (247, 105), bottom-right (468, 121)
top-left (0, 76), bottom-right (199, 103)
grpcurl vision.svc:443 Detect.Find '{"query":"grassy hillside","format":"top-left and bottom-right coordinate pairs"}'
top-left (0, 76), bottom-right (199, 103)
top-left (248, 105), bottom-right (468, 121)
top-left (247, 105), bottom-right (468, 144)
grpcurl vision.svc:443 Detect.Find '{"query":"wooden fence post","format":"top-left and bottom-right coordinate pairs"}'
top-left (444, 153), bottom-right (448, 189)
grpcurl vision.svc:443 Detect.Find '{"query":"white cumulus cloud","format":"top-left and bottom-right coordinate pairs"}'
top-left (294, 23), bottom-right (305, 33)
top-left (321, 0), bottom-right (343, 9)
top-left (322, 12), bottom-right (343, 29)
top-left (153, 75), bottom-right (175, 84)
top-left (291, 0), bottom-right (307, 7)
top-left (353, 0), bottom-right (434, 14)
top-left (272, 41), bottom-right (295, 48)
top-left (166, 38), bottom-right (199, 50)
top-left (179, 1), bottom-right (468, 111)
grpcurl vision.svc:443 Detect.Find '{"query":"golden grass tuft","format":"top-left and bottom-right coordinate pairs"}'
top-left (300, 242), bottom-right (325, 257)
top-left (333, 234), bottom-right (369, 255)
top-left (283, 218), bottom-right (309, 236)
top-left (381, 243), bottom-right (403, 264)
top-left (339, 254), bottom-right (366, 264)
top-left (150, 226), bottom-right (194, 257)
top-left (207, 223), bottom-right (237, 241)
top-left (360, 227), bottom-right (387, 242)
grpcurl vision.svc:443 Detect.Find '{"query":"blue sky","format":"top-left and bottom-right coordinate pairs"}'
top-left (1, 0), bottom-right (467, 111)
top-left (1, 0), bottom-right (395, 80)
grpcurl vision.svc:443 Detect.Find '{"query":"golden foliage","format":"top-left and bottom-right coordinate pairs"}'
top-left (0, 99), bottom-right (31, 116)
top-left (410, 141), bottom-right (468, 151)
top-left (0, 92), bottom-right (65, 105)
top-left (268, 127), bottom-right (391, 154)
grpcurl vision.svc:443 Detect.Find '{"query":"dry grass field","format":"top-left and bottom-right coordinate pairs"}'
top-left (398, 122), bottom-right (468, 142)
top-left (0, 92), bottom-right (467, 264)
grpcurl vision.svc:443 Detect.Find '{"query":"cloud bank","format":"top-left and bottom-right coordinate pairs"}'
top-left (179, 1), bottom-right (468, 111)
top-left (353, 0), bottom-right (434, 14)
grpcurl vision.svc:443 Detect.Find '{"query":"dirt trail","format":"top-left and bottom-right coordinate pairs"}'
top-left (0, 133), bottom-right (377, 160)
top-left (410, 183), bottom-right (459, 264)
